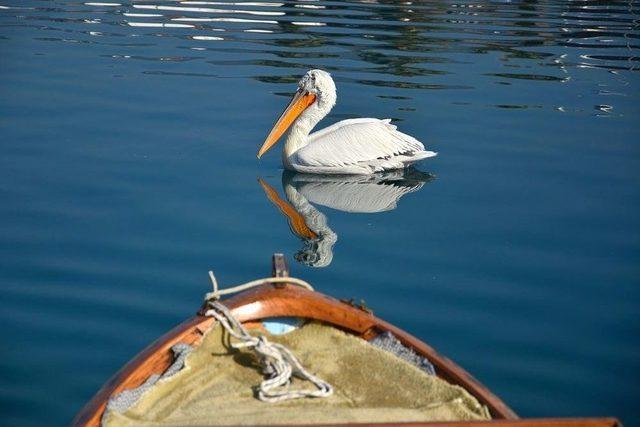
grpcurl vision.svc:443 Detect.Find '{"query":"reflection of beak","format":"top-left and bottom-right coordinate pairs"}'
top-left (258, 178), bottom-right (318, 240)
top-left (257, 89), bottom-right (316, 159)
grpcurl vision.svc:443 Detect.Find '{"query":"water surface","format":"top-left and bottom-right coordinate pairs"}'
top-left (0, 0), bottom-right (639, 425)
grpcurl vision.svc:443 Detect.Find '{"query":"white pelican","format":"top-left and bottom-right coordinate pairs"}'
top-left (259, 169), bottom-right (433, 267)
top-left (257, 69), bottom-right (437, 175)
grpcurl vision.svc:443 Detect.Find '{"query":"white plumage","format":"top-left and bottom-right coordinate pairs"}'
top-left (257, 70), bottom-right (437, 175)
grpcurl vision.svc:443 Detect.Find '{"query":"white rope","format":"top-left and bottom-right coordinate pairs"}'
top-left (202, 272), bottom-right (333, 403)
top-left (205, 273), bottom-right (314, 301)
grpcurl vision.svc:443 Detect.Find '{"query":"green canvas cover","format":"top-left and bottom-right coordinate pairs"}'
top-left (103, 322), bottom-right (491, 426)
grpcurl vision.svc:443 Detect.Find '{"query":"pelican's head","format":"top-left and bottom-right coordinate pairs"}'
top-left (257, 69), bottom-right (336, 159)
top-left (297, 69), bottom-right (336, 99)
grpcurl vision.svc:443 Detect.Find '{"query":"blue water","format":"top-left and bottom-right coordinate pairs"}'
top-left (1, 0), bottom-right (639, 425)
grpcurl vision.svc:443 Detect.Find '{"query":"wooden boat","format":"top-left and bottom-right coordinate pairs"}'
top-left (73, 254), bottom-right (620, 427)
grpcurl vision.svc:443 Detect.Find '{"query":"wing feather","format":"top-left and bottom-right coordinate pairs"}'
top-left (295, 118), bottom-right (431, 171)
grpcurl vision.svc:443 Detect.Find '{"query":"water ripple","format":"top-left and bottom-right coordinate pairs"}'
top-left (1, 0), bottom-right (636, 95)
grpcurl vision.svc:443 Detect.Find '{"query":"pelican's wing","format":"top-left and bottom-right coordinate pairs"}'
top-left (293, 175), bottom-right (426, 213)
top-left (295, 118), bottom-right (435, 171)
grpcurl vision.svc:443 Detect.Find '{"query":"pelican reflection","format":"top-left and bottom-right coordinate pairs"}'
top-left (259, 169), bottom-right (433, 267)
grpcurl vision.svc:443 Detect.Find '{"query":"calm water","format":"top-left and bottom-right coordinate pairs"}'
top-left (1, 0), bottom-right (639, 425)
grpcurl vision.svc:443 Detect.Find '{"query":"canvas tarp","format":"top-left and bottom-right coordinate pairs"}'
top-left (104, 321), bottom-right (491, 426)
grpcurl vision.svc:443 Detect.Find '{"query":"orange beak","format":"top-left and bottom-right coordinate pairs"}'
top-left (257, 90), bottom-right (316, 159)
top-left (258, 178), bottom-right (318, 240)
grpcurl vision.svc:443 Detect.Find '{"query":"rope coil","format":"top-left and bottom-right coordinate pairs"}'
top-left (203, 272), bottom-right (333, 403)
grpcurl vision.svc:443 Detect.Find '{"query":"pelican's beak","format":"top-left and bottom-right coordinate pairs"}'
top-left (257, 89), bottom-right (316, 159)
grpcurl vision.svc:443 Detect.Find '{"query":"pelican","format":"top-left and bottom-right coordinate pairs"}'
top-left (257, 69), bottom-right (437, 175)
top-left (259, 169), bottom-right (433, 267)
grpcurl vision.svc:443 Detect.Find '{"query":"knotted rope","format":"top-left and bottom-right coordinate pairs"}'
top-left (203, 272), bottom-right (333, 403)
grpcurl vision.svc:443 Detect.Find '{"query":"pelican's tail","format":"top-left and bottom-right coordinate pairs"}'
top-left (372, 150), bottom-right (436, 172)
top-left (407, 150), bottom-right (437, 162)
